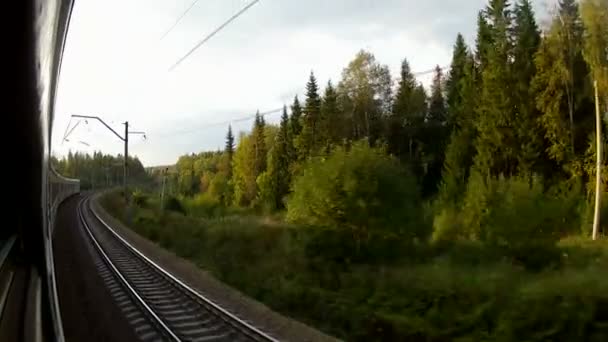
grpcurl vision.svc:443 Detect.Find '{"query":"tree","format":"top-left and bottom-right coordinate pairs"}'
top-left (512, 0), bottom-right (542, 175)
top-left (297, 72), bottom-right (322, 158)
top-left (422, 65), bottom-right (449, 196)
top-left (581, 0), bottom-right (608, 239)
top-left (290, 96), bottom-right (303, 156)
top-left (389, 58), bottom-right (426, 160)
top-left (261, 106), bottom-right (292, 210)
top-left (427, 65), bottom-right (447, 124)
top-left (338, 50), bottom-right (392, 143)
top-left (474, 0), bottom-right (516, 177)
top-left (439, 39), bottom-right (478, 205)
top-left (225, 125), bottom-right (235, 177)
top-left (321, 80), bottom-right (341, 149)
top-left (581, 0), bottom-right (608, 102)
top-left (446, 33), bottom-right (470, 127)
top-left (287, 142), bottom-right (424, 241)
top-left (558, 0), bottom-right (591, 155)
top-left (232, 133), bottom-right (257, 206)
top-left (475, 11), bottom-right (493, 71)
top-left (533, 1), bottom-right (594, 177)
top-left (225, 125), bottom-right (235, 161)
top-left (252, 111), bottom-right (267, 177)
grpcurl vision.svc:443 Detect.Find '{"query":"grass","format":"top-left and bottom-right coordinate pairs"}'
top-left (101, 191), bottom-right (608, 341)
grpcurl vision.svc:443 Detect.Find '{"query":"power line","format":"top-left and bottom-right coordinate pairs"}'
top-left (155, 107), bottom-right (283, 139)
top-left (168, 0), bottom-right (260, 71)
top-left (152, 65), bottom-right (446, 140)
top-left (160, 0), bottom-right (202, 40)
top-left (413, 65), bottom-right (449, 77)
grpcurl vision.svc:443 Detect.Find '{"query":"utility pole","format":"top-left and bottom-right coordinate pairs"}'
top-left (124, 121), bottom-right (129, 199)
top-left (593, 81), bottom-right (602, 240)
top-left (160, 168), bottom-right (168, 212)
top-left (71, 115), bottom-right (145, 199)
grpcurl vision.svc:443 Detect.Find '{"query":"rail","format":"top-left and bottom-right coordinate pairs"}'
top-left (81, 196), bottom-right (277, 342)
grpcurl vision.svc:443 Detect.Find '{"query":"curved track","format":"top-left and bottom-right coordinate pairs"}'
top-left (77, 196), bottom-right (277, 342)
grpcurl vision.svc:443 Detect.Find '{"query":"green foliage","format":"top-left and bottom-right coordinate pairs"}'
top-left (388, 58), bottom-right (427, 159)
top-left (102, 190), bottom-right (608, 342)
top-left (289, 96), bottom-right (303, 147)
top-left (53, 151), bottom-right (150, 190)
top-left (338, 50), bottom-right (392, 143)
top-left (132, 189), bottom-right (148, 207)
top-left (287, 141), bottom-right (425, 239)
top-left (296, 72), bottom-right (322, 158)
top-left (252, 111), bottom-right (267, 178)
top-left (261, 107), bottom-right (292, 211)
top-left (163, 195), bottom-right (185, 215)
top-left (184, 193), bottom-right (224, 218)
top-left (232, 134), bottom-right (257, 206)
top-left (321, 81), bottom-right (342, 148)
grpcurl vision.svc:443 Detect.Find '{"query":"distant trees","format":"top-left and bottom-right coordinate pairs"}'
top-left (53, 152), bottom-right (149, 190)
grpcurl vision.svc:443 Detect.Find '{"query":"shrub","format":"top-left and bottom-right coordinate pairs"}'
top-left (287, 141), bottom-right (425, 240)
top-left (185, 193), bottom-right (223, 218)
top-left (163, 195), bottom-right (185, 215)
top-left (131, 189), bottom-right (148, 207)
top-left (432, 205), bottom-right (463, 243)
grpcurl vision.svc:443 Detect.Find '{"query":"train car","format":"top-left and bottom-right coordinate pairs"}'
top-left (2, 1), bottom-right (77, 341)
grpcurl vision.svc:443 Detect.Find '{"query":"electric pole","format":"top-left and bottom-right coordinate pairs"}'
top-left (71, 115), bottom-right (145, 199)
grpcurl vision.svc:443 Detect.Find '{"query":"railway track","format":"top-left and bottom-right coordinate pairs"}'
top-left (77, 196), bottom-right (278, 342)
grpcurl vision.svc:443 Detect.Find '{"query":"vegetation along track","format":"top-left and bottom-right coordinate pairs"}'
top-left (77, 196), bottom-right (278, 342)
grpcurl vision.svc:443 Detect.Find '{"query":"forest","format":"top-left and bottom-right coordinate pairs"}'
top-left (52, 152), bottom-right (150, 190)
top-left (98, 0), bottom-right (608, 340)
top-left (167, 0), bottom-right (608, 239)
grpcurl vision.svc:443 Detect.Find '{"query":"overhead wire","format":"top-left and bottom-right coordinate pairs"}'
top-left (168, 0), bottom-right (260, 71)
top-left (160, 0), bottom-right (202, 40)
top-left (155, 107), bottom-right (283, 139)
top-left (152, 65), bottom-right (448, 140)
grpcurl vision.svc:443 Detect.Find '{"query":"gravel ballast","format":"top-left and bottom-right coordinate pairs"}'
top-left (91, 193), bottom-right (340, 342)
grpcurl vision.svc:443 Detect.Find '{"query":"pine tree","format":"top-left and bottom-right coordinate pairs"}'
top-left (428, 66), bottom-right (447, 124)
top-left (297, 72), bottom-right (322, 158)
top-left (475, 11), bottom-right (493, 71)
top-left (252, 111), bottom-right (267, 179)
top-left (389, 58), bottom-right (424, 159)
top-left (446, 34), bottom-right (469, 127)
top-left (512, 0), bottom-right (542, 175)
top-left (225, 125), bottom-right (235, 162)
top-left (290, 96), bottom-right (303, 153)
top-left (439, 41), bottom-right (479, 205)
top-left (265, 106), bottom-right (292, 209)
top-left (422, 65), bottom-right (449, 196)
top-left (321, 80), bottom-right (340, 149)
top-left (474, 0), bottom-right (516, 177)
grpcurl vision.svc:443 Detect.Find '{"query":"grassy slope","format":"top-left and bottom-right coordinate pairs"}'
top-left (102, 192), bottom-right (608, 342)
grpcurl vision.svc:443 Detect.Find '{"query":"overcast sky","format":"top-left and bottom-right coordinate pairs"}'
top-left (52, 0), bottom-right (555, 166)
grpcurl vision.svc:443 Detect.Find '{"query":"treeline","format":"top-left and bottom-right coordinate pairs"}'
top-left (168, 0), bottom-right (607, 246)
top-left (53, 151), bottom-right (150, 190)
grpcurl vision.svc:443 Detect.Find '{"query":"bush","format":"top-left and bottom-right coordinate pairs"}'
top-left (432, 205), bottom-right (464, 243)
top-left (132, 189), bottom-right (148, 207)
top-left (163, 195), bottom-right (185, 215)
top-left (287, 141), bottom-right (425, 240)
top-left (184, 193), bottom-right (224, 218)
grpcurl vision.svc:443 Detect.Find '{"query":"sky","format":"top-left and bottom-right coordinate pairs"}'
top-left (52, 0), bottom-right (556, 167)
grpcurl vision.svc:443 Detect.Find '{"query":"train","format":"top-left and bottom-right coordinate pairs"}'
top-left (2, 0), bottom-right (78, 341)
